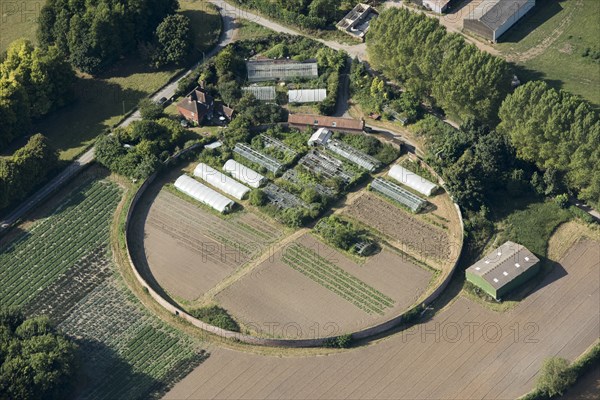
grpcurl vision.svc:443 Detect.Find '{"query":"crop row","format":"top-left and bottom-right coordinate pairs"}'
top-left (287, 244), bottom-right (394, 305)
top-left (282, 245), bottom-right (394, 315)
top-left (0, 181), bottom-right (121, 307)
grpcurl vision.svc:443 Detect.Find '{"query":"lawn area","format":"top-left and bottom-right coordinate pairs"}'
top-left (494, 197), bottom-right (572, 257)
top-left (0, 1), bottom-right (39, 52)
top-left (234, 20), bottom-right (276, 41)
top-left (25, 0), bottom-right (221, 161)
top-left (496, 0), bottom-right (600, 108)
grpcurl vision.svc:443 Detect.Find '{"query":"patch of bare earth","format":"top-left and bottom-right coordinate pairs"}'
top-left (141, 190), bottom-right (283, 302)
top-left (215, 233), bottom-right (432, 339)
top-left (166, 238), bottom-right (600, 399)
top-left (343, 191), bottom-right (460, 270)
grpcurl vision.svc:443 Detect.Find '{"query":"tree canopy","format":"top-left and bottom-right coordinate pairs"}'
top-left (367, 8), bottom-right (511, 124)
top-left (0, 134), bottom-right (59, 211)
top-left (153, 14), bottom-right (193, 67)
top-left (0, 309), bottom-right (77, 400)
top-left (37, 0), bottom-right (179, 73)
top-left (499, 81), bottom-right (600, 208)
top-left (0, 39), bottom-right (75, 149)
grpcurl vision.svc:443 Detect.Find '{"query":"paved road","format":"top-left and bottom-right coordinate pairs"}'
top-left (0, 7), bottom-right (238, 234)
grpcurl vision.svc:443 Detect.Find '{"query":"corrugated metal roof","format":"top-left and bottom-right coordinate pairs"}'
top-left (174, 175), bottom-right (234, 213)
top-left (466, 241), bottom-right (540, 290)
top-left (288, 89), bottom-right (327, 103)
top-left (467, 0), bottom-right (535, 31)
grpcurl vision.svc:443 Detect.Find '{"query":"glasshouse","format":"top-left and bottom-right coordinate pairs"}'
top-left (242, 86), bottom-right (276, 101)
top-left (174, 175), bottom-right (235, 213)
top-left (234, 143), bottom-right (284, 174)
top-left (223, 159), bottom-right (267, 189)
top-left (371, 178), bottom-right (427, 213)
top-left (288, 89), bottom-right (327, 103)
top-left (326, 139), bottom-right (381, 172)
top-left (246, 59), bottom-right (319, 82)
top-left (299, 151), bottom-right (353, 183)
top-left (193, 163), bottom-right (251, 200)
top-left (388, 165), bottom-right (438, 196)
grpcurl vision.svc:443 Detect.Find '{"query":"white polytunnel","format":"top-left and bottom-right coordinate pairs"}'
top-left (193, 163), bottom-right (250, 200)
top-left (174, 175), bottom-right (235, 213)
top-left (222, 159), bottom-right (267, 189)
top-left (388, 165), bottom-right (438, 197)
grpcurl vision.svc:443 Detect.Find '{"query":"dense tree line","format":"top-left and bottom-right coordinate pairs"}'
top-left (37, 0), bottom-right (179, 73)
top-left (0, 134), bottom-right (59, 211)
top-left (95, 117), bottom-right (189, 179)
top-left (367, 8), bottom-right (511, 124)
top-left (231, 0), bottom-right (356, 30)
top-left (498, 81), bottom-right (600, 209)
top-left (0, 309), bottom-right (77, 399)
top-left (0, 39), bottom-right (75, 149)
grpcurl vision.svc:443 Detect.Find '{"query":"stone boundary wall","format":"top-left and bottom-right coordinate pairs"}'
top-left (124, 155), bottom-right (464, 347)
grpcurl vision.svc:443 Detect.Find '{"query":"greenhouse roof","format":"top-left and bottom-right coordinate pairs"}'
top-left (193, 163), bottom-right (250, 200)
top-left (288, 89), bottom-right (327, 103)
top-left (388, 165), bottom-right (438, 196)
top-left (223, 159), bottom-right (267, 189)
top-left (174, 175), bottom-right (234, 213)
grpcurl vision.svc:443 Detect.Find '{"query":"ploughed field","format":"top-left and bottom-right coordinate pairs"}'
top-left (216, 234), bottom-right (432, 339)
top-left (166, 237), bottom-right (600, 400)
top-left (0, 176), bottom-right (206, 400)
top-left (140, 190), bottom-right (284, 301)
top-left (344, 192), bottom-right (458, 268)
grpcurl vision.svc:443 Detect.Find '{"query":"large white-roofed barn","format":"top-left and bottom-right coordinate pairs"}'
top-left (388, 165), bottom-right (438, 196)
top-left (222, 159), bottom-right (267, 189)
top-left (173, 175), bottom-right (235, 213)
top-left (193, 163), bottom-right (250, 200)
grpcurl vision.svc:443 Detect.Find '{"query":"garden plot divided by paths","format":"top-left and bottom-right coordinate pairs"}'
top-left (143, 190), bottom-right (283, 301)
top-left (167, 238), bottom-right (600, 400)
top-left (216, 234), bottom-right (431, 339)
top-left (345, 192), bottom-right (454, 267)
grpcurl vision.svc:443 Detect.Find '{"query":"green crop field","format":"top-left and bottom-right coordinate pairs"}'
top-left (0, 177), bottom-right (206, 400)
top-left (496, 0), bottom-right (600, 108)
top-left (282, 243), bottom-right (395, 315)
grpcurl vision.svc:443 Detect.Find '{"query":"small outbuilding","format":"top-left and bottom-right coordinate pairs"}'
top-left (422, 0), bottom-right (451, 13)
top-left (466, 241), bottom-right (540, 300)
top-left (336, 3), bottom-right (378, 41)
top-left (308, 128), bottom-right (333, 146)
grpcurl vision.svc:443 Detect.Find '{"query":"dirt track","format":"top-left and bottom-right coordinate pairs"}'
top-left (165, 238), bottom-right (600, 399)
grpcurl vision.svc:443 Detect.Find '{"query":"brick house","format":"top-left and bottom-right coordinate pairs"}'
top-left (176, 87), bottom-right (234, 125)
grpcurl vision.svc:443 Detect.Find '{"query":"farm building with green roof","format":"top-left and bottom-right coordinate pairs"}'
top-left (466, 241), bottom-right (540, 300)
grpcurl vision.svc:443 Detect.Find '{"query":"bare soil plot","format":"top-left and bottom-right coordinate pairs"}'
top-left (344, 191), bottom-right (458, 268)
top-left (215, 234), bottom-right (432, 338)
top-left (141, 190), bottom-right (283, 301)
top-left (166, 238), bottom-right (600, 400)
